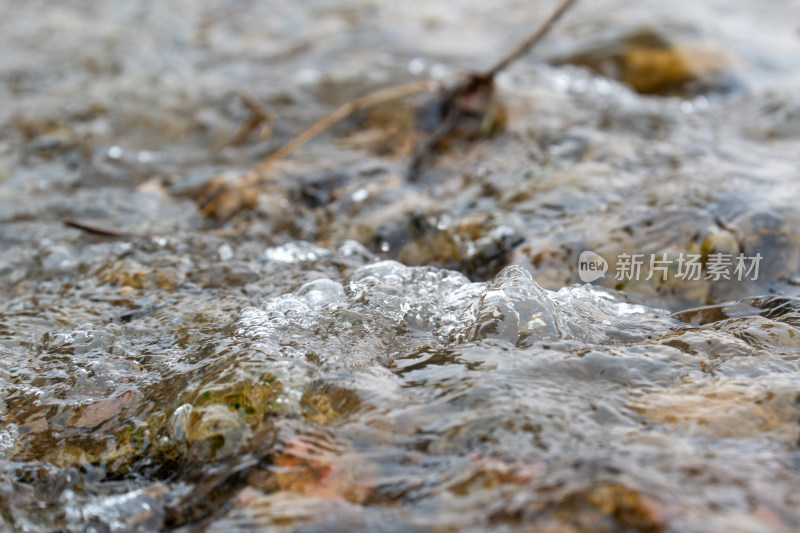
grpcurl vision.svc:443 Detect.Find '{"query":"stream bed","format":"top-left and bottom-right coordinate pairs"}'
top-left (1, 0), bottom-right (800, 531)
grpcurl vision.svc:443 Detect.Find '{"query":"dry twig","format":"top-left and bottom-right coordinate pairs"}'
top-left (253, 79), bottom-right (440, 174)
top-left (408, 0), bottom-right (580, 180)
top-left (63, 218), bottom-right (136, 238)
top-left (229, 92), bottom-right (274, 147)
top-left (484, 0), bottom-right (579, 79)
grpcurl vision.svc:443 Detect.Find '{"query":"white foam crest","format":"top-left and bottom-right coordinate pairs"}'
top-left (236, 261), bottom-right (671, 364)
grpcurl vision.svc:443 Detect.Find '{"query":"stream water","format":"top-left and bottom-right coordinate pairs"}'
top-left (1, 0), bottom-right (800, 531)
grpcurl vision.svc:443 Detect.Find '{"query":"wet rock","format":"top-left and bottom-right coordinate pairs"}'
top-left (731, 208), bottom-right (800, 281)
top-left (386, 212), bottom-right (524, 280)
top-left (102, 420), bottom-right (155, 474)
top-left (550, 27), bottom-right (735, 96)
top-left (184, 404), bottom-right (251, 462)
top-left (627, 380), bottom-right (800, 444)
top-left (300, 381), bottom-right (362, 425)
top-left (291, 171), bottom-right (354, 209)
top-left (553, 482), bottom-right (667, 533)
top-left (99, 260), bottom-right (186, 291)
top-left (268, 437), bottom-right (376, 503)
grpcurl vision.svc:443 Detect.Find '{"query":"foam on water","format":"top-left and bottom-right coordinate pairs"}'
top-left (236, 261), bottom-right (672, 365)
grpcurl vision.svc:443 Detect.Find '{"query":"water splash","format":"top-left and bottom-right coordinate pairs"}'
top-left (237, 261), bottom-right (672, 364)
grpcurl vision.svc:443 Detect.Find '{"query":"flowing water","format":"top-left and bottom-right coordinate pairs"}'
top-left (1, 0), bottom-right (800, 531)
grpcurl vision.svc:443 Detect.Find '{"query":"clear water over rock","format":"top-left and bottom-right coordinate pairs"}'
top-left (3, 0), bottom-right (800, 531)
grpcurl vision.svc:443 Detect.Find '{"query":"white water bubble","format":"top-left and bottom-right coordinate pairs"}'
top-left (351, 188), bottom-right (369, 203)
top-left (408, 57), bottom-right (426, 76)
top-left (107, 145), bottom-right (123, 159)
top-left (264, 241), bottom-right (331, 263)
top-left (218, 243), bottom-right (234, 261)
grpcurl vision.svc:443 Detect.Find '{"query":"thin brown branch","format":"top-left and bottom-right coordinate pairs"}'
top-left (253, 79), bottom-right (440, 175)
top-left (63, 218), bottom-right (136, 238)
top-left (484, 0), bottom-right (579, 78)
top-left (408, 0), bottom-right (579, 180)
top-left (230, 92), bottom-right (273, 147)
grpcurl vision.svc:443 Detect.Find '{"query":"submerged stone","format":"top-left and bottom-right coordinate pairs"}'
top-left (550, 27), bottom-right (736, 96)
